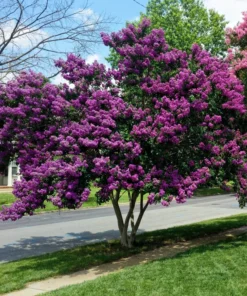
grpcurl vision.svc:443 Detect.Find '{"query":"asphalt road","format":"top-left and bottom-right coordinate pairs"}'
top-left (0, 194), bottom-right (246, 263)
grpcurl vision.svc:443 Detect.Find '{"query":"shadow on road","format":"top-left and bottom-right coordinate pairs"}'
top-left (0, 229), bottom-right (138, 263)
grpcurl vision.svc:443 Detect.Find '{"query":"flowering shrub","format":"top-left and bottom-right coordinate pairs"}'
top-left (0, 19), bottom-right (246, 247)
top-left (225, 13), bottom-right (247, 208)
top-left (226, 12), bottom-right (247, 97)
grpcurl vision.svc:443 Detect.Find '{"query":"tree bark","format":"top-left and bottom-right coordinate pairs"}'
top-left (111, 190), bottom-right (124, 235)
top-left (111, 190), bottom-right (149, 248)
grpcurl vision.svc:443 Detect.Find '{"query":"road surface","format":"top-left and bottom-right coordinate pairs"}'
top-left (0, 194), bottom-right (246, 263)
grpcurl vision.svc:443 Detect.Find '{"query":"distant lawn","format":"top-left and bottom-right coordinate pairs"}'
top-left (0, 186), bottom-right (230, 213)
top-left (0, 188), bottom-right (128, 212)
top-left (0, 193), bottom-right (15, 206)
top-left (1, 213), bottom-right (247, 295)
top-left (44, 233), bottom-right (247, 296)
top-left (194, 187), bottom-right (230, 197)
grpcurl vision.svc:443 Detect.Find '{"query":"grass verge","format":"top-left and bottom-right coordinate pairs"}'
top-left (0, 213), bottom-right (247, 295)
top-left (0, 188), bottom-right (130, 212)
top-left (44, 233), bottom-right (247, 296)
top-left (0, 187), bottom-right (229, 213)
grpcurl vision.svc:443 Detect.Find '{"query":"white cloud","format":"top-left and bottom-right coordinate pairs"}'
top-left (77, 8), bottom-right (94, 18)
top-left (52, 73), bottom-right (75, 89)
top-left (0, 20), bottom-right (49, 50)
top-left (129, 16), bottom-right (140, 23)
top-left (75, 8), bottom-right (99, 29)
top-left (85, 53), bottom-right (110, 68)
top-left (203, 0), bottom-right (247, 27)
top-left (0, 72), bottom-right (15, 83)
top-left (52, 73), bottom-right (67, 85)
top-left (86, 54), bottom-right (100, 64)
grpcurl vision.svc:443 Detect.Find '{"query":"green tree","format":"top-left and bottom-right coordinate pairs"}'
top-left (107, 0), bottom-right (227, 68)
top-left (145, 0), bottom-right (227, 54)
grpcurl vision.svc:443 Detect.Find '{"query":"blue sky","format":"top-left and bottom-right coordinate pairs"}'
top-left (53, 0), bottom-right (247, 84)
top-left (88, 0), bottom-right (147, 25)
top-left (53, 0), bottom-right (149, 84)
top-left (76, 0), bottom-right (247, 65)
top-left (76, 0), bottom-right (148, 65)
top-left (1, 0), bottom-right (245, 84)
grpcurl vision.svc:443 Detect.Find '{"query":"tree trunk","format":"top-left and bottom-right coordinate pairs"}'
top-left (111, 191), bottom-right (149, 248)
top-left (119, 223), bottom-right (137, 248)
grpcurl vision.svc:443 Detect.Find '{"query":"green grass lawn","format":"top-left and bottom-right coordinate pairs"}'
top-left (0, 188), bottom-right (128, 212)
top-left (44, 233), bottom-right (247, 296)
top-left (0, 193), bottom-right (15, 206)
top-left (0, 186), bottom-right (230, 213)
top-left (0, 213), bottom-right (247, 295)
top-left (194, 187), bottom-right (230, 197)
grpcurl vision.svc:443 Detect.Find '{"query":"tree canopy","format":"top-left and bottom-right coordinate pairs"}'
top-left (0, 19), bottom-right (246, 247)
top-left (226, 12), bottom-right (247, 98)
top-left (145, 0), bottom-right (227, 55)
top-left (107, 0), bottom-right (228, 68)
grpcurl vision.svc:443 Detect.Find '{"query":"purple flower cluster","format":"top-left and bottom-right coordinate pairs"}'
top-left (1, 19), bottom-right (247, 220)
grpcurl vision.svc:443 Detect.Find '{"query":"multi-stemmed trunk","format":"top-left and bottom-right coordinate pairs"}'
top-left (111, 190), bottom-right (149, 248)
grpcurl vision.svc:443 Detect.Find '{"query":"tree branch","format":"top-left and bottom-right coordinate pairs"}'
top-left (0, 0), bottom-right (114, 79)
top-left (134, 200), bottom-right (149, 234)
top-left (0, 0), bottom-right (24, 54)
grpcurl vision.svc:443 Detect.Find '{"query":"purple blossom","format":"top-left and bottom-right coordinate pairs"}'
top-left (0, 19), bottom-right (247, 221)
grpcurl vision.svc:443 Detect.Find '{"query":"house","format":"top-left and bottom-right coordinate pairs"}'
top-left (0, 161), bottom-right (20, 187)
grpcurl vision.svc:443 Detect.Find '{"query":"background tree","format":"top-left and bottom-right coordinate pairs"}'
top-left (107, 0), bottom-right (227, 68)
top-left (145, 0), bottom-right (227, 55)
top-left (0, 0), bottom-right (113, 80)
top-left (0, 20), bottom-right (246, 248)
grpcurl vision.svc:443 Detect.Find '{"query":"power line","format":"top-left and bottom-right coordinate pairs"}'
top-left (133, 0), bottom-right (146, 9)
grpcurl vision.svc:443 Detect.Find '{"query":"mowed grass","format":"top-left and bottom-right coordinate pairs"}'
top-left (0, 188), bottom-right (129, 212)
top-left (0, 193), bottom-right (15, 206)
top-left (1, 213), bottom-right (247, 294)
top-left (194, 187), bottom-right (230, 197)
top-left (0, 186), bottom-right (229, 213)
top-left (44, 233), bottom-right (247, 296)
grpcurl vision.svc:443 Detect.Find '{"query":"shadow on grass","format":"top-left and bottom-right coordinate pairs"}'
top-left (135, 213), bottom-right (247, 246)
top-left (1, 213), bottom-right (247, 295)
top-left (0, 229), bottom-right (144, 294)
top-left (1, 211), bottom-right (247, 264)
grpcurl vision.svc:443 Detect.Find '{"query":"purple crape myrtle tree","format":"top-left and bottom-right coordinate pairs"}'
top-left (0, 19), bottom-right (247, 248)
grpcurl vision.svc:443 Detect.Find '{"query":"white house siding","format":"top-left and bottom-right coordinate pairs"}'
top-left (0, 161), bottom-right (20, 187)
